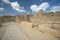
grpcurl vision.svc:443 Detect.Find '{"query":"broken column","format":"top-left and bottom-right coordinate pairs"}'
top-left (38, 9), bottom-right (43, 17)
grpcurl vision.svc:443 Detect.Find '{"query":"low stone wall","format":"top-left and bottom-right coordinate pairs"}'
top-left (0, 16), bottom-right (16, 22)
top-left (38, 25), bottom-right (60, 38)
top-left (20, 21), bottom-right (33, 29)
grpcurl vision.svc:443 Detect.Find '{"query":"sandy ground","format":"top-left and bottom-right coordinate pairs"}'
top-left (0, 22), bottom-right (60, 40)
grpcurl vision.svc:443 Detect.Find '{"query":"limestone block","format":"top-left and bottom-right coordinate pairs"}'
top-left (39, 25), bottom-right (60, 38)
top-left (53, 24), bottom-right (60, 29)
top-left (16, 16), bottom-right (20, 23)
top-left (20, 21), bottom-right (33, 29)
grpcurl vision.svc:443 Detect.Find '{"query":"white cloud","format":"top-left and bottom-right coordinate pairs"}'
top-left (31, 5), bottom-right (38, 12)
top-left (0, 8), bottom-right (5, 11)
top-left (11, 1), bottom-right (26, 12)
top-left (31, 2), bottom-right (49, 12)
top-left (1, 0), bottom-right (26, 12)
top-left (50, 6), bottom-right (60, 12)
top-left (2, 0), bottom-right (11, 4)
top-left (39, 2), bottom-right (49, 11)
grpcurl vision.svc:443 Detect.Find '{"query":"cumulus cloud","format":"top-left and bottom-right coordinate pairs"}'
top-left (31, 2), bottom-right (49, 12)
top-left (1, 0), bottom-right (26, 12)
top-left (31, 5), bottom-right (38, 12)
top-left (11, 1), bottom-right (26, 12)
top-left (39, 2), bottom-right (49, 10)
top-left (0, 8), bottom-right (5, 11)
top-left (50, 6), bottom-right (60, 12)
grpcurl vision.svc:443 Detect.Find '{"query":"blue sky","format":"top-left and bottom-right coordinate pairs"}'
top-left (0, 0), bottom-right (60, 16)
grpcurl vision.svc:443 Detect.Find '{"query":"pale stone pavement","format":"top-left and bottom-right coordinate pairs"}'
top-left (1, 22), bottom-right (60, 40)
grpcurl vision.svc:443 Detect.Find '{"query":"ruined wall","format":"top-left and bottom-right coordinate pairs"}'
top-left (0, 16), bottom-right (16, 22)
top-left (16, 14), bottom-right (30, 23)
top-left (30, 10), bottom-right (60, 31)
top-left (30, 10), bottom-right (60, 23)
top-left (0, 16), bottom-right (16, 27)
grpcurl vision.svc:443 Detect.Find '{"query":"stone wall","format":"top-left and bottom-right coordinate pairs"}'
top-left (0, 16), bottom-right (16, 22)
top-left (30, 10), bottom-right (60, 31)
top-left (30, 10), bottom-right (60, 23)
top-left (16, 14), bottom-right (30, 23)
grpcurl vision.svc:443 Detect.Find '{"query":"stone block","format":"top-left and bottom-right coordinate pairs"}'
top-left (39, 25), bottom-right (60, 38)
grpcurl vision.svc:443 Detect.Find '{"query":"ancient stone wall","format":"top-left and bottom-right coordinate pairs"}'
top-left (0, 16), bottom-right (16, 22)
top-left (16, 14), bottom-right (30, 23)
top-left (30, 10), bottom-right (60, 23)
top-left (30, 10), bottom-right (60, 31)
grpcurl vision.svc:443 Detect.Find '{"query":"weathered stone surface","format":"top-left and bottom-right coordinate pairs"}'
top-left (20, 21), bottom-right (33, 29)
top-left (38, 25), bottom-right (60, 38)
